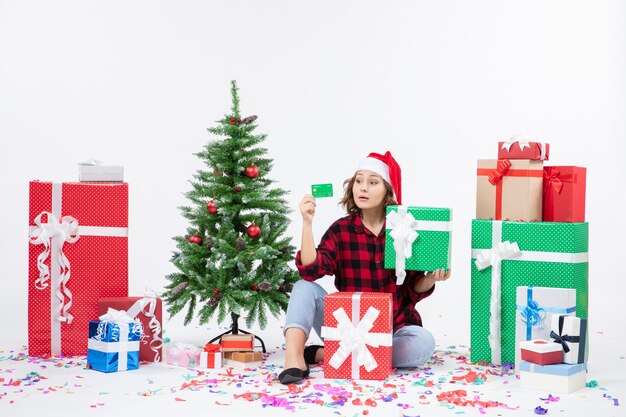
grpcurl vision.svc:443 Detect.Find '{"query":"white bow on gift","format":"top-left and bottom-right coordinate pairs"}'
top-left (29, 211), bottom-right (80, 324)
top-left (386, 206), bottom-right (419, 285)
top-left (321, 306), bottom-right (392, 375)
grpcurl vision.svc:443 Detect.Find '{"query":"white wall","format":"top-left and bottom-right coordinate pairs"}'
top-left (1, 1), bottom-right (624, 347)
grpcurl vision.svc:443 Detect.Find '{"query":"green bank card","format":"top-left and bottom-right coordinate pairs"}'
top-left (311, 183), bottom-right (333, 198)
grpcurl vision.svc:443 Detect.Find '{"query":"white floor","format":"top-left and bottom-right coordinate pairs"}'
top-left (2, 315), bottom-right (624, 417)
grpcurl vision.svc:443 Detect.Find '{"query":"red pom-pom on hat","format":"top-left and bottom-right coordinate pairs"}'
top-left (356, 151), bottom-right (402, 205)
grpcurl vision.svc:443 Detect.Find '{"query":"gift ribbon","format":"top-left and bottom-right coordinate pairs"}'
top-left (203, 343), bottom-right (221, 353)
top-left (477, 161), bottom-right (543, 220)
top-left (320, 292), bottom-right (392, 378)
top-left (550, 315), bottom-right (586, 363)
top-left (386, 206), bottom-right (419, 285)
top-left (94, 308), bottom-right (141, 371)
top-left (471, 221), bottom-right (588, 365)
top-left (201, 344), bottom-right (222, 368)
top-left (516, 287), bottom-right (576, 341)
top-left (125, 288), bottom-right (163, 362)
top-left (386, 207), bottom-right (451, 285)
top-left (28, 182), bottom-right (129, 356)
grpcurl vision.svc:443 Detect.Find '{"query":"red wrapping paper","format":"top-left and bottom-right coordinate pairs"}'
top-left (498, 140), bottom-right (550, 160)
top-left (542, 166), bottom-right (587, 222)
top-left (220, 334), bottom-right (254, 351)
top-left (322, 292), bottom-right (393, 380)
top-left (28, 181), bottom-right (128, 356)
top-left (98, 297), bottom-right (163, 362)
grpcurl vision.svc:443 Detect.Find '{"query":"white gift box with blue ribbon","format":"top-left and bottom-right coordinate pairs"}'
top-left (87, 308), bottom-right (142, 373)
top-left (515, 286), bottom-right (576, 371)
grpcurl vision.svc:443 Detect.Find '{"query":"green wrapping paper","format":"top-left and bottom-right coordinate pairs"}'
top-left (470, 220), bottom-right (588, 365)
top-left (384, 206), bottom-right (451, 282)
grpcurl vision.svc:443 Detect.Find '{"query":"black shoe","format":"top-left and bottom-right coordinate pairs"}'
top-left (278, 365), bottom-right (310, 385)
top-left (303, 344), bottom-right (323, 365)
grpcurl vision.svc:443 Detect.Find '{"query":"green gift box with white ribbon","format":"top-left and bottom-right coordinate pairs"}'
top-left (470, 219), bottom-right (588, 365)
top-left (384, 206), bottom-right (452, 285)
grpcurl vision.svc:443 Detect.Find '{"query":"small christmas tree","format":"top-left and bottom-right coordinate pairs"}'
top-left (165, 81), bottom-right (300, 337)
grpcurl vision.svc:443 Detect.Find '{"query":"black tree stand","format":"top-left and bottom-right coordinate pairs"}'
top-left (208, 312), bottom-right (267, 353)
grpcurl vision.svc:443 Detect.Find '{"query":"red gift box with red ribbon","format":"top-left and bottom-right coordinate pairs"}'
top-left (476, 159), bottom-right (544, 221)
top-left (498, 140), bottom-right (550, 161)
top-left (98, 296), bottom-right (163, 362)
top-left (543, 166), bottom-right (587, 222)
top-left (321, 292), bottom-right (393, 380)
top-left (28, 181), bottom-right (129, 357)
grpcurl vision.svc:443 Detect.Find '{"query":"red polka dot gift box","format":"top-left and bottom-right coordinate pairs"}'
top-left (28, 181), bottom-right (129, 357)
top-left (321, 292), bottom-right (393, 380)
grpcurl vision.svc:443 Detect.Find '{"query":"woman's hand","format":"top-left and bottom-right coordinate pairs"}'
top-left (425, 268), bottom-right (451, 283)
top-left (299, 194), bottom-right (316, 223)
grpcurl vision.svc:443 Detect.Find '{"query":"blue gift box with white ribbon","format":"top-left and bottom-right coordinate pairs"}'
top-left (87, 309), bottom-right (142, 373)
top-left (515, 286), bottom-right (576, 370)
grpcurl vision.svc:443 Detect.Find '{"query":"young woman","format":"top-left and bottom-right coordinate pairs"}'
top-left (278, 151), bottom-right (451, 384)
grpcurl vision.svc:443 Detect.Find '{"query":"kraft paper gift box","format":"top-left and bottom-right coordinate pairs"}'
top-left (519, 361), bottom-right (586, 394)
top-left (550, 315), bottom-right (588, 364)
top-left (515, 286), bottom-right (576, 369)
top-left (199, 344), bottom-right (223, 368)
top-left (543, 166), bottom-right (587, 222)
top-left (87, 309), bottom-right (141, 373)
top-left (28, 181), bottom-right (129, 357)
top-left (98, 295), bottom-right (163, 362)
top-left (220, 334), bottom-right (255, 352)
top-left (165, 342), bottom-right (201, 367)
top-left (384, 206), bottom-right (452, 285)
top-left (224, 351), bottom-right (262, 367)
top-left (321, 292), bottom-right (393, 380)
top-left (497, 139), bottom-right (550, 161)
top-left (470, 220), bottom-right (588, 365)
top-left (520, 340), bottom-right (563, 366)
top-left (476, 159), bottom-right (544, 222)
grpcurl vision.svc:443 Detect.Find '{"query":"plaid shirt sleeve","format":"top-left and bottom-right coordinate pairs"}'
top-left (295, 222), bottom-right (340, 281)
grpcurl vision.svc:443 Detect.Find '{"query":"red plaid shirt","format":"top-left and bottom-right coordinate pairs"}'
top-left (295, 215), bottom-right (434, 332)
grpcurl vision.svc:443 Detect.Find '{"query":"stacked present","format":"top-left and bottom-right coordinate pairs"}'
top-left (518, 314), bottom-right (588, 393)
top-left (220, 334), bottom-right (262, 367)
top-left (470, 137), bottom-right (589, 382)
top-left (27, 173), bottom-right (163, 371)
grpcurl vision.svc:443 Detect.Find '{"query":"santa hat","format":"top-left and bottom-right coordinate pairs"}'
top-left (356, 151), bottom-right (402, 205)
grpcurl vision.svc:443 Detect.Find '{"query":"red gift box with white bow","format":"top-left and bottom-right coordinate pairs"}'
top-left (28, 181), bottom-right (129, 357)
top-left (321, 292), bottom-right (393, 380)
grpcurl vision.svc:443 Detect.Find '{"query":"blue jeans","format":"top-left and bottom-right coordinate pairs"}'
top-left (284, 280), bottom-right (436, 368)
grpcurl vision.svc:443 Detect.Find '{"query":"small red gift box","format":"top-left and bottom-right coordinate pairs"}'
top-left (498, 139), bottom-right (550, 161)
top-left (543, 166), bottom-right (587, 222)
top-left (220, 334), bottom-right (254, 351)
top-left (98, 295), bottom-right (163, 362)
top-left (28, 181), bottom-right (129, 357)
top-left (321, 292), bottom-right (393, 380)
top-left (520, 339), bottom-right (563, 366)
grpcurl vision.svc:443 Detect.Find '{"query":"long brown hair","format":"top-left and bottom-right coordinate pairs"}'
top-left (339, 173), bottom-right (398, 217)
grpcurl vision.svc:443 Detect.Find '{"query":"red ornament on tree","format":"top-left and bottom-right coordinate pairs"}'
top-left (251, 284), bottom-right (259, 291)
top-left (214, 288), bottom-right (220, 294)
top-left (246, 224), bottom-right (261, 238)
top-left (244, 164), bottom-right (259, 179)
top-left (188, 234), bottom-right (203, 245)
top-left (232, 186), bottom-right (241, 192)
top-left (207, 200), bottom-right (218, 214)
top-left (230, 117), bottom-right (241, 125)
